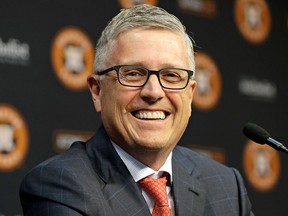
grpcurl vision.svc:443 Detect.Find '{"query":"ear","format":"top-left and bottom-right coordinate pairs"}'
top-left (87, 74), bottom-right (102, 112)
top-left (187, 79), bottom-right (197, 110)
top-left (188, 80), bottom-right (197, 117)
top-left (190, 79), bottom-right (197, 101)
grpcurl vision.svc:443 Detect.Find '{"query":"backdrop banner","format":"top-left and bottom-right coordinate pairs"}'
top-left (0, 0), bottom-right (287, 215)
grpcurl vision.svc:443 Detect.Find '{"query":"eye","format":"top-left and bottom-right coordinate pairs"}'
top-left (161, 70), bottom-right (183, 82)
top-left (124, 70), bottom-right (144, 77)
top-left (120, 67), bottom-right (147, 81)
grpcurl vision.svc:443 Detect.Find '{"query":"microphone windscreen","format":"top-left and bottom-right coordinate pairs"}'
top-left (243, 122), bottom-right (270, 144)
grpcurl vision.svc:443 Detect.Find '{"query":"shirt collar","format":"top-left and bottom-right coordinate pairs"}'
top-left (112, 141), bottom-right (173, 184)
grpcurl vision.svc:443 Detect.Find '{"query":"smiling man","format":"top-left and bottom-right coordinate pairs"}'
top-left (20, 4), bottom-right (254, 216)
top-left (88, 27), bottom-right (196, 171)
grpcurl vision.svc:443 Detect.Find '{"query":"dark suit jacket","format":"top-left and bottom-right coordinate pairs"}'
top-left (20, 126), bottom-right (254, 215)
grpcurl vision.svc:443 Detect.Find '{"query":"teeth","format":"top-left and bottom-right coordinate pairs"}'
top-left (135, 111), bottom-right (166, 120)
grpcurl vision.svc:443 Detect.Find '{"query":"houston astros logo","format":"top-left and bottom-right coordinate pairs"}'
top-left (0, 104), bottom-right (29, 172)
top-left (234, 0), bottom-right (271, 44)
top-left (51, 26), bottom-right (94, 91)
top-left (193, 52), bottom-right (222, 111)
top-left (243, 140), bottom-right (280, 192)
top-left (118, 0), bottom-right (158, 8)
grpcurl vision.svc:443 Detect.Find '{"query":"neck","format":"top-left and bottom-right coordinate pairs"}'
top-left (130, 148), bottom-right (172, 171)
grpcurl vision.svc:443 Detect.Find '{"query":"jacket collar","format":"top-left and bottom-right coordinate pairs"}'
top-left (86, 125), bottom-right (206, 216)
top-left (86, 125), bottom-right (151, 216)
top-left (172, 147), bottom-right (206, 216)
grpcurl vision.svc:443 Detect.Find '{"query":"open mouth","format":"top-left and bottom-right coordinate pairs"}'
top-left (133, 111), bottom-right (167, 120)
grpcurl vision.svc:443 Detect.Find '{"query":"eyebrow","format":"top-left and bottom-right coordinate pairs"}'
top-left (117, 62), bottom-right (188, 69)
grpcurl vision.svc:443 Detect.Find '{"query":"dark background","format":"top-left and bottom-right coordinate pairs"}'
top-left (0, 0), bottom-right (287, 215)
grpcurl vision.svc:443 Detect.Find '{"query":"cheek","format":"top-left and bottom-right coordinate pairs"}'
top-left (183, 98), bottom-right (192, 116)
top-left (101, 86), bottom-right (133, 116)
top-left (179, 92), bottom-right (193, 117)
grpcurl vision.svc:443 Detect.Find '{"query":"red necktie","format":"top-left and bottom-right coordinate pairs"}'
top-left (139, 174), bottom-right (172, 216)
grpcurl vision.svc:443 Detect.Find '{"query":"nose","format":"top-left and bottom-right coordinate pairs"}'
top-left (140, 74), bottom-right (165, 102)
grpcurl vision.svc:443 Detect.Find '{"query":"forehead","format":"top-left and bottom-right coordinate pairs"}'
top-left (115, 28), bottom-right (187, 49)
top-left (109, 28), bottom-right (190, 68)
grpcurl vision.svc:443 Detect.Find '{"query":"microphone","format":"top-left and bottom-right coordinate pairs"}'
top-left (243, 122), bottom-right (288, 154)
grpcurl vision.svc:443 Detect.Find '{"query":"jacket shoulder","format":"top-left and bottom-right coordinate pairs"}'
top-left (173, 145), bottom-right (235, 176)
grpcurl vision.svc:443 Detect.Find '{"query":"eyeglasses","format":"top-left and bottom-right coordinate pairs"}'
top-left (97, 65), bottom-right (194, 90)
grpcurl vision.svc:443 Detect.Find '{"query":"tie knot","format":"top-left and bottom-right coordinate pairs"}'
top-left (139, 174), bottom-right (169, 207)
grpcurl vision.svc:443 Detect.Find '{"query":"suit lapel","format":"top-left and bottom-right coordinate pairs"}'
top-left (172, 148), bottom-right (206, 216)
top-left (87, 126), bottom-right (207, 216)
top-left (87, 126), bottom-right (150, 216)
top-left (102, 171), bottom-right (150, 216)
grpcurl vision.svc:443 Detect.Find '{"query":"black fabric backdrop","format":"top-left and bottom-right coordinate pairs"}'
top-left (0, 0), bottom-right (287, 215)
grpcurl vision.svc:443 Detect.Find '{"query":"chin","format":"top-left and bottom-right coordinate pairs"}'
top-left (136, 141), bottom-right (169, 151)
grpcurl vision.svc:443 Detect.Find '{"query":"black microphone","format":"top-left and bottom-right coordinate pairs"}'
top-left (243, 122), bottom-right (288, 154)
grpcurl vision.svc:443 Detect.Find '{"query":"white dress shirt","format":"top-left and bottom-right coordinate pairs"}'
top-left (112, 142), bottom-right (175, 216)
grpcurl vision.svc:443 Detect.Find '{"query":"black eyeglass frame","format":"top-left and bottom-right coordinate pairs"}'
top-left (97, 65), bottom-right (194, 90)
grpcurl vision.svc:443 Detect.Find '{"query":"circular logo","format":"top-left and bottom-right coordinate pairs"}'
top-left (243, 140), bottom-right (280, 192)
top-left (118, 0), bottom-right (158, 8)
top-left (193, 52), bottom-right (222, 111)
top-left (234, 0), bottom-right (271, 44)
top-left (0, 104), bottom-right (29, 172)
top-left (51, 26), bottom-right (94, 91)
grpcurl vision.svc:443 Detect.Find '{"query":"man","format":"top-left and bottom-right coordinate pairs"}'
top-left (20, 4), bottom-right (254, 216)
